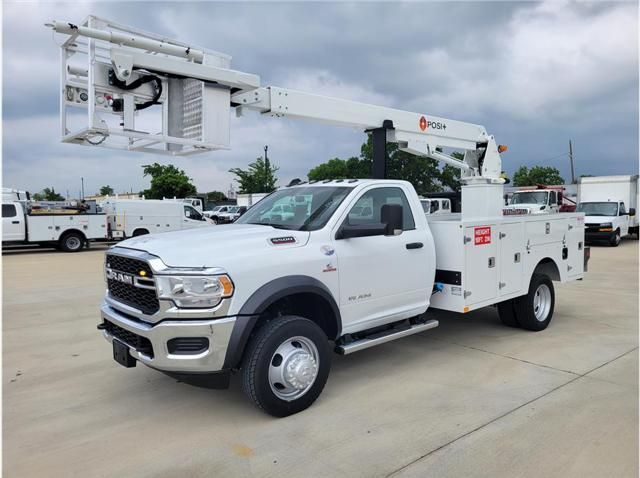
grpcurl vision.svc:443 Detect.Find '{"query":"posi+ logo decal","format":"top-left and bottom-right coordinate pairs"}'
top-left (419, 115), bottom-right (447, 131)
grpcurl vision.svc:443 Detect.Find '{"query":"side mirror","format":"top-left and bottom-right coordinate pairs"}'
top-left (381, 203), bottom-right (403, 235)
top-left (629, 208), bottom-right (635, 216)
top-left (336, 204), bottom-right (404, 239)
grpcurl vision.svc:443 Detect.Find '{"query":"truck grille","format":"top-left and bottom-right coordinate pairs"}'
top-left (106, 254), bottom-right (159, 315)
top-left (104, 320), bottom-right (154, 358)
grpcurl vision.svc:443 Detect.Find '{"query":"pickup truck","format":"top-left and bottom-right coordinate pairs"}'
top-left (99, 179), bottom-right (586, 416)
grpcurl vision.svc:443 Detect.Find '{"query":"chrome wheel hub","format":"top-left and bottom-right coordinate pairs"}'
top-left (533, 283), bottom-right (552, 322)
top-left (67, 237), bottom-right (81, 249)
top-left (269, 336), bottom-right (319, 401)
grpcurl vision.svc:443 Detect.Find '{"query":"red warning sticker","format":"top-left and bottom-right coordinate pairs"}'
top-left (474, 226), bottom-right (492, 245)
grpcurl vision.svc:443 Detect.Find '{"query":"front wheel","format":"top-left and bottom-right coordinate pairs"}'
top-left (514, 273), bottom-right (555, 331)
top-left (242, 316), bottom-right (331, 417)
top-left (609, 230), bottom-right (621, 247)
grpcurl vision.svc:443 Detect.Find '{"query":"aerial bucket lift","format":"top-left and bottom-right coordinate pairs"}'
top-left (47, 17), bottom-right (507, 216)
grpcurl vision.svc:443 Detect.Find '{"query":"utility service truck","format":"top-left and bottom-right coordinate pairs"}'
top-left (101, 199), bottom-right (212, 239)
top-left (577, 175), bottom-right (638, 245)
top-left (2, 198), bottom-right (108, 251)
top-left (49, 17), bottom-right (588, 417)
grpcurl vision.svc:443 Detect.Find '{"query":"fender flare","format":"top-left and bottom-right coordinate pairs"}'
top-left (222, 275), bottom-right (341, 369)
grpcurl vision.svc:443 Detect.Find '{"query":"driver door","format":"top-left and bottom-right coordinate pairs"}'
top-left (332, 185), bottom-right (430, 332)
top-left (183, 205), bottom-right (205, 228)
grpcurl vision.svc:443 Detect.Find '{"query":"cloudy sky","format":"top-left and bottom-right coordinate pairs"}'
top-left (2, 1), bottom-right (638, 198)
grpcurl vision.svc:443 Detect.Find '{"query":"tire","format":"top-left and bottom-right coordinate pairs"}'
top-left (59, 231), bottom-right (84, 252)
top-left (132, 229), bottom-right (149, 237)
top-left (211, 217), bottom-right (219, 225)
top-left (242, 315), bottom-right (331, 417)
top-left (497, 300), bottom-right (520, 328)
top-left (514, 273), bottom-right (555, 331)
top-left (609, 229), bottom-right (621, 247)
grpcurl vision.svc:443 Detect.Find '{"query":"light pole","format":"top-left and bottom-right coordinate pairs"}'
top-left (264, 145), bottom-right (269, 192)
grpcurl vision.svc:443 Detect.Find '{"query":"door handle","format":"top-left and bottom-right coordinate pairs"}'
top-left (11, 221), bottom-right (20, 224)
top-left (406, 242), bottom-right (423, 250)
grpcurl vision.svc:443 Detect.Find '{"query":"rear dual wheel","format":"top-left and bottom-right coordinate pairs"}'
top-left (498, 274), bottom-right (555, 331)
top-left (59, 231), bottom-right (84, 252)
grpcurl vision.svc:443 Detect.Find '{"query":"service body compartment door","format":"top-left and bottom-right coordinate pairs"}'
top-left (498, 222), bottom-right (524, 296)
top-left (565, 216), bottom-right (584, 277)
top-left (526, 218), bottom-right (566, 247)
top-left (464, 225), bottom-right (498, 306)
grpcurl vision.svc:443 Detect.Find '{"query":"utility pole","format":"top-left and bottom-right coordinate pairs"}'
top-left (264, 145), bottom-right (269, 192)
top-left (81, 177), bottom-right (85, 200)
top-left (568, 140), bottom-right (575, 184)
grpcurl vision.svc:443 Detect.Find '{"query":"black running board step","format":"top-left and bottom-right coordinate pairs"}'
top-left (335, 319), bottom-right (439, 355)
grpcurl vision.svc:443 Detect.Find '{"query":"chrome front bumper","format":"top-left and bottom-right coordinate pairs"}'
top-left (100, 303), bottom-right (236, 373)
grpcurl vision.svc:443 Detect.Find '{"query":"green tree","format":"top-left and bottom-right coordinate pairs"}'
top-left (206, 191), bottom-right (227, 202)
top-left (33, 187), bottom-right (65, 201)
top-left (439, 152), bottom-right (464, 192)
top-left (99, 185), bottom-right (114, 196)
top-left (141, 163), bottom-right (197, 199)
top-left (308, 135), bottom-right (462, 195)
top-left (512, 166), bottom-right (564, 187)
top-left (229, 157), bottom-right (279, 194)
top-left (308, 157), bottom-right (369, 180)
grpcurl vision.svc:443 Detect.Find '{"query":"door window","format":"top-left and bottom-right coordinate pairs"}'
top-left (347, 187), bottom-right (415, 230)
top-left (2, 204), bottom-right (17, 218)
top-left (619, 203), bottom-right (626, 215)
top-left (184, 206), bottom-right (204, 221)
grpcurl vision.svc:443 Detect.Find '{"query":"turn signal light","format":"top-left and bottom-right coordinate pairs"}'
top-left (219, 275), bottom-right (234, 296)
top-left (498, 145), bottom-right (508, 153)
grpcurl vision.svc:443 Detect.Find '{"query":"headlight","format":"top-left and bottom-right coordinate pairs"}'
top-left (156, 274), bottom-right (234, 308)
top-left (599, 222), bottom-right (613, 231)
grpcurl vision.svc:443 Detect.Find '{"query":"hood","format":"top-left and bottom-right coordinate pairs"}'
top-left (504, 203), bottom-right (545, 211)
top-left (584, 215), bottom-right (615, 224)
top-left (114, 224), bottom-right (310, 269)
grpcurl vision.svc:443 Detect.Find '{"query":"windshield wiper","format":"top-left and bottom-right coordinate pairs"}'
top-left (246, 222), bottom-right (298, 230)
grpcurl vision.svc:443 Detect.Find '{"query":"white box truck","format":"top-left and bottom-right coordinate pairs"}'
top-left (101, 199), bottom-right (212, 239)
top-left (577, 175), bottom-right (639, 245)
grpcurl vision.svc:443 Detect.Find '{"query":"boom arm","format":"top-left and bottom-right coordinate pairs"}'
top-left (47, 17), bottom-right (504, 183)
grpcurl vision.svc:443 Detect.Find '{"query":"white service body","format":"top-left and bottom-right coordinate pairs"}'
top-left (2, 201), bottom-right (108, 247)
top-left (101, 199), bottom-right (211, 239)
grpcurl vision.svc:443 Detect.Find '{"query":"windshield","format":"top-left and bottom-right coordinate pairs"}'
top-left (235, 186), bottom-right (352, 231)
top-left (511, 191), bottom-right (548, 205)
top-left (228, 206), bottom-right (240, 213)
top-left (577, 202), bottom-right (618, 216)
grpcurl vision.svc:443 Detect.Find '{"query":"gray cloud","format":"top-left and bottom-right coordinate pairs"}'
top-left (2, 1), bottom-right (638, 197)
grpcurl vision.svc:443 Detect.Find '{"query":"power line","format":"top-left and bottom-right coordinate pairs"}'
top-left (536, 152), bottom-right (569, 163)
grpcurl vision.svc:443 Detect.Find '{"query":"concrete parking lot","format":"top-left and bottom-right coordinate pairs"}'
top-left (3, 240), bottom-right (638, 477)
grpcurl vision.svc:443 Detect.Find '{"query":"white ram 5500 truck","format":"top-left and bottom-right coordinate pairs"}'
top-left (44, 17), bottom-right (587, 416)
top-left (99, 179), bottom-right (587, 416)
